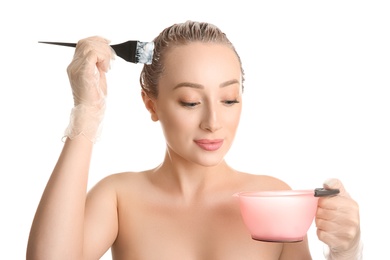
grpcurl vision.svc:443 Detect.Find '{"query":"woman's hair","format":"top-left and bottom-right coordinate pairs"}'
top-left (140, 20), bottom-right (245, 98)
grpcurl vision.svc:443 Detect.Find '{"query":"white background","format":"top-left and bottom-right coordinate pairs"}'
top-left (1, 0), bottom-right (389, 259)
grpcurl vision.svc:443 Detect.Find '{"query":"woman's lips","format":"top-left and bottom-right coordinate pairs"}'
top-left (194, 139), bottom-right (224, 151)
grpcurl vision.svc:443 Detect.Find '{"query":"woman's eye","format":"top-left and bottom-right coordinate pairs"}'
top-left (180, 101), bottom-right (200, 108)
top-left (223, 100), bottom-right (240, 106)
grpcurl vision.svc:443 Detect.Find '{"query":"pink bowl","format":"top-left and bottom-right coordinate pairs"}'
top-left (235, 190), bottom-right (319, 242)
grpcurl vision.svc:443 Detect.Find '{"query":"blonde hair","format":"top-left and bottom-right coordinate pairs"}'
top-left (140, 20), bottom-right (245, 98)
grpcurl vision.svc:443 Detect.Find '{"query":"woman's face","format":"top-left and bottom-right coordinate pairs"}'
top-left (153, 42), bottom-right (243, 166)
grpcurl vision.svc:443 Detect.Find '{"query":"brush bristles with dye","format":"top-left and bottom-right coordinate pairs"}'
top-left (136, 41), bottom-right (155, 64)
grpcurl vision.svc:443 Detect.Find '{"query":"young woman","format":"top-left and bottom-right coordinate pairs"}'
top-left (27, 21), bottom-right (361, 259)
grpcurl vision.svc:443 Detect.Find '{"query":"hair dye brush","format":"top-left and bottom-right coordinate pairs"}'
top-left (38, 40), bottom-right (154, 64)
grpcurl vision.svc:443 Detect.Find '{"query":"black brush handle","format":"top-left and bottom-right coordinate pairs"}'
top-left (38, 41), bottom-right (77, 48)
top-left (38, 41), bottom-right (139, 63)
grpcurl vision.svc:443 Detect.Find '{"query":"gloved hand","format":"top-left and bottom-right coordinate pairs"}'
top-left (316, 178), bottom-right (363, 259)
top-left (64, 36), bottom-right (114, 143)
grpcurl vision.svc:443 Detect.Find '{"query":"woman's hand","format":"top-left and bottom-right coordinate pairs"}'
top-left (316, 178), bottom-right (362, 259)
top-left (64, 36), bottom-right (115, 142)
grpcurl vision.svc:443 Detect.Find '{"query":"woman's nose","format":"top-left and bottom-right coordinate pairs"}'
top-left (199, 105), bottom-right (222, 132)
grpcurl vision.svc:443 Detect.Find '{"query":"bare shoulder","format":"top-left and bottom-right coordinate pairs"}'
top-left (91, 170), bottom-right (150, 188)
top-left (233, 171), bottom-right (292, 192)
top-left (87, 170), bottom-right (152, 197)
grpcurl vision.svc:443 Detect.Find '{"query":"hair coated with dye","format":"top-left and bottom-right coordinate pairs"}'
top-left (140, 20), bottom-right (245, 98)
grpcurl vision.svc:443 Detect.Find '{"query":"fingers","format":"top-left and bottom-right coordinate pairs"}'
top-left (67, 36), bottom-right (114, 107)
top-left (316, 225), bottom-right (360, 252)
top-left (74, 36), bottom-right (114, 73)
top-left (316, 178), bottom-right (361, 253)
top-left (316, 202), bottom-right (359, 235)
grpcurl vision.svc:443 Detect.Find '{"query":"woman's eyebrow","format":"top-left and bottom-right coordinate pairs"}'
top-left (173, 79), bottom-right (240, 90)
top-left (220, 79), bottom-right (240, 88)
top-left (173, 82), bottom-right (203, 90)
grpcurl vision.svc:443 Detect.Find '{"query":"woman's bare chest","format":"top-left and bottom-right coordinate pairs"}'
top-left (112, 194), bottom-right (281, 259)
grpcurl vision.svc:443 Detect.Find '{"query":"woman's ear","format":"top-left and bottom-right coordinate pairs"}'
top-left (141, 90), bottom-right (159, 122)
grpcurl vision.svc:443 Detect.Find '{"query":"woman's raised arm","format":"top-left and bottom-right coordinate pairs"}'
top-left (27, 36), bottom-right (116, 260)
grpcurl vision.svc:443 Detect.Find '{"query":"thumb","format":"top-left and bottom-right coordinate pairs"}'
top-left (323, 178), bottom-right (349, 197)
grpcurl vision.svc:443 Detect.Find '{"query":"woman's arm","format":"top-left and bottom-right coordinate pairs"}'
top-left (26, 36), bottom-right (116, 260)
top-left (27, 136), bottom-right (93, 259)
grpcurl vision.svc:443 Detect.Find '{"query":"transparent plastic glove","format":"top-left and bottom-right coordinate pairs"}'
top-left (316, 178), bottom-right (363, 260)
top-left (64, 36), bottom-right (114, 142)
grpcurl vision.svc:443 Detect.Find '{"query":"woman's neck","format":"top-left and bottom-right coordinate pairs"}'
top-left (150, 150), bottom-right (234, 203)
